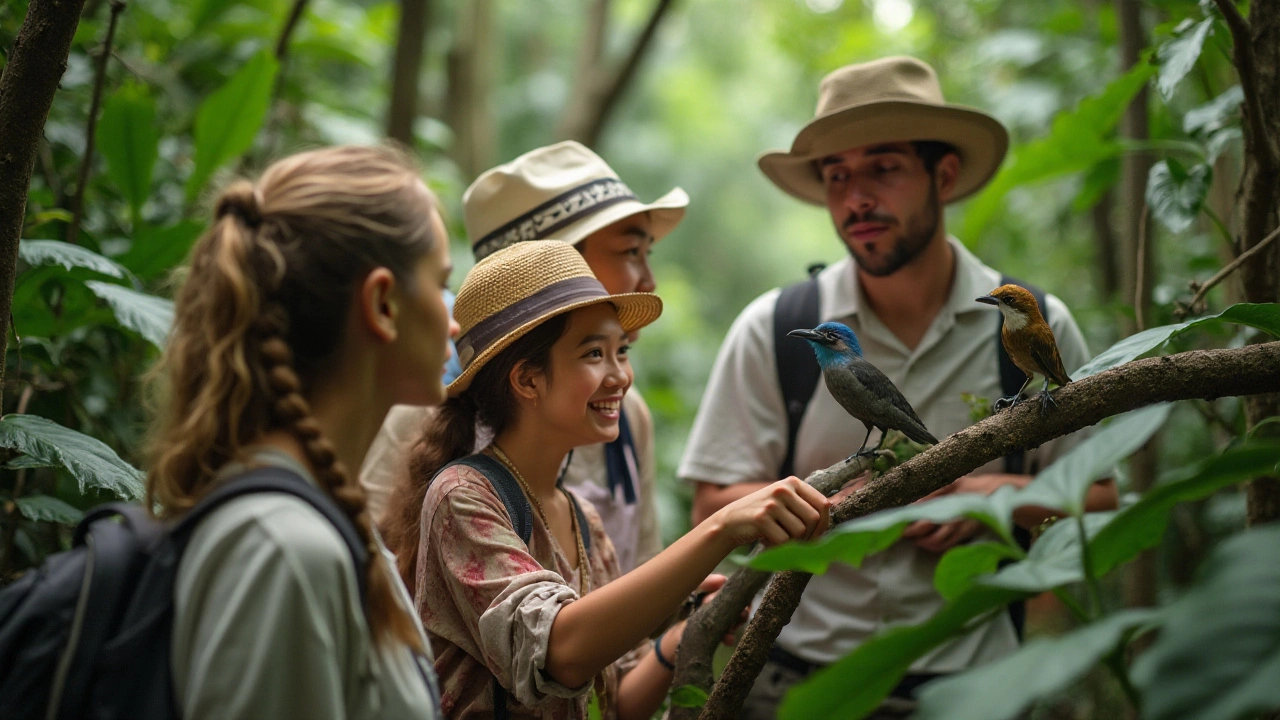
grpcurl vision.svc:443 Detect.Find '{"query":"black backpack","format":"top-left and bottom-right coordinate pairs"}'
top-left (435, 453), bottom-right (593, 720)
top-left (771, 267), bottom-right (1046, 636)
top-left (0, 466), bottom-right (370, 720)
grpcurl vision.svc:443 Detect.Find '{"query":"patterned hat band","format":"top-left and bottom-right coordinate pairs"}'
top-left (471, 178), bottom-right (637, 260)
top-left (454, 276), bottom-right (609, 369)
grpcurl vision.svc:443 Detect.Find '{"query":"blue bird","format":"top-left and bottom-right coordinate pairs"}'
top-left (788, 322), bottom-right (939, 456)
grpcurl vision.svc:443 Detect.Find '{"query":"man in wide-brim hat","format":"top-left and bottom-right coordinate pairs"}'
top-left (362, 141), bottom-right (686, 575)
top-left (680, 56), bottom-right (1115, 718)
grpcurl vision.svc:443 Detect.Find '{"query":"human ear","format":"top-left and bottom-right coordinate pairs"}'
top-left (508, 360), bottom-right (544, 403)
top-left (935, 153), bottom-right (961, 202)
top-left (359, 267), bottom-right (399, 344)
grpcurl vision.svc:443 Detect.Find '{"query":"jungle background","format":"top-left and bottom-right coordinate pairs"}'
top-left (1, 0), bottom-right (1278, 718)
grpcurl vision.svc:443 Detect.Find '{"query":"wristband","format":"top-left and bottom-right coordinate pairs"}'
top-left (652, 634), bottom-right (676, 671)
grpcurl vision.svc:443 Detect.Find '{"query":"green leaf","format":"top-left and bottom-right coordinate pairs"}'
top-left (97, 83), bottom-right (159, 220)
top-left (979, 513), bottom-right (1114, 594)
top-left (1133, 524), bottom-right (1280, 720)
top-left (961, 62), bottom-right (1154, 240)
top-left (1089, 443), bottom-right (1280, 577)
top-left (1075, 303), bottom-right (1280, 378)
top-left (16, 494), bottom-right (86, 525)
top-left (1018, 404), bottom-right (1171, 516)
top-left (916, 608), bottom-right (1159, 720)
top-left (934, 542), bottom-right (1021, 601)
top-left (751, 486), bottom-right (1021, 574)
top-left (185, 50), bottom-right (280, 201)
top-left (18, 239), bottom-right (129, 280)
top-left (1156, 17), bottom-right (1214, 100)
top-left (3, 454), bottom-right (58, 470)
top-left (1184, 85), bottom-right (1243, 136)
top-left (84, 280), bottom-right (174, 347)
top-left (779, 584), bottom-right (1027, 720)
top-left (1146, 158), bottom-right (1212, 234)
top-left (190, 0), bottom-right (246, 31)
top-left (0, 414), bottom-right (144, 500)
top-left (116, 221), bottom-right (205, 280)
top-left (671, 684), bottom-right (709, 709)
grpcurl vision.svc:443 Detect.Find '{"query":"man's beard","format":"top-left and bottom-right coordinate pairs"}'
top-left (842, 183), bottom-right (941, 278)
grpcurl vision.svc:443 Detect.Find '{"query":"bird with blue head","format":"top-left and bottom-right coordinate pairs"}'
top-left (787, 321), bottom-right (939, 457)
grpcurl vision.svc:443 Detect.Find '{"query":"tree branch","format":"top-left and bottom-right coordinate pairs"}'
top-left (274, 0), bottom-right (310, 61)
top-left (1180, 224), bottom-right (1280, 319)
top-left (1213, 0), bottom-right (1274, 173)
top-left (668, 453), bottom-right (883, 720)
top-left (699, 341), bottom-right (1280, 719)
top-left (66, 0), bottom-right (126, 246)
top-left (0, 0), bottom-right (90, 397)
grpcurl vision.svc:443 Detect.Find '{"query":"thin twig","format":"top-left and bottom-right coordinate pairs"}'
top-left (274, 0), bottom-right (310, 61)
top-left (66, 0), bottom-right (126, 246)
top-left (1180, 224), bottom-right (1280, 319)
top-left (1134, 204), bottom-right (1149, 331)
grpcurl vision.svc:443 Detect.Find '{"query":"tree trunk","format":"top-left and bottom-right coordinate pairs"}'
top-left (0, 0), bottom-right (90, 408)
top-left (386, 0), bottom-right (431, 146)
top-left (1090, 190), bottom-right (1120, 303)
top-left (1213, 0), bottom-right (1280, 527)
top-left (444, 0), bottom-right (495, 180)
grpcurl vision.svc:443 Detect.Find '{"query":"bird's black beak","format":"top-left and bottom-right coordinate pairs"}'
top-left (787, 328), bottom-right (824, 342)
top-left (975, 295), bottom-right (1000, 306)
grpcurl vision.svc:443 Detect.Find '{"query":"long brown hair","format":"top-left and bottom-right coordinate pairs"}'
top-left (146, 145), bottom-right (435, 650)
top-left (383, 313), bottom-right (569, 590)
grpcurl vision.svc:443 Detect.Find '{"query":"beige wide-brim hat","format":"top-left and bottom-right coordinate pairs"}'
top-left (448, 240), bottom-right (663, 395)
top-left (463, 140), bottom-right (688, 261)
top-left (759, 56), bottom-right (1009, 206)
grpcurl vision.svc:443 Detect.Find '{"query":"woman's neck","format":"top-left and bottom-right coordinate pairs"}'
top-left (492, 421), bottom-right (571, 500)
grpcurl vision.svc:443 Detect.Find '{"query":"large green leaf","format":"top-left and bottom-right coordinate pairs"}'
top-left (1133, 524), bottom-right (1280, 720)
top-left (16, 494), bottom-right (86, 525)
top-left (979, 512), bottom-right (1114, 594)
top-left (779, 584), bottom-right (1027, 720)
top-left (1146, 158), bottom-right (1212, 234)
top-left (1184, 85), bottom-right (1243, 136)
top-left (751, 486), bottom-right (1021, 574)
top-left (934, 542), bottom-right (1021, 601)
top-left (1018, 404), bottom-right (1171, 516)
top-left (1156, 17), bottom-right (1214, 100)
top-left (84, 281), bottom-right (174, 347)
top-left (916, 608), bottom-right (1159, 720)
top-left (961, 62), bottom-right (1154, 240)
top-left (185, 50), bottom-right (280, 201)
top-left (0, 414), bottom-right (144, 500)
top-left (1089, 443), bottom-right (1280, 577)
top-left (1075, 303), bottom-right (1280, 378)
top-left (116, 221), bottom-right (205, 281)
top-left (97, 83), bottom-right (159, 221)
top-left (18, 239), bottom-right (129, 280)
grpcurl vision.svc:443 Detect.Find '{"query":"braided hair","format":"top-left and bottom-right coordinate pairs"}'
top-left (146, 146), bottom-right (436, 650)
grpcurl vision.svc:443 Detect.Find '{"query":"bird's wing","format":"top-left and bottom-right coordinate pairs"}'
top-left (845, 360), bottom-right (939, 445)
top-left (1030, 339), bottom-right (1072, 387)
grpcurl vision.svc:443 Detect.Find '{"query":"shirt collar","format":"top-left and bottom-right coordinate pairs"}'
top-left (819, 236), bottom-right (1002, 323)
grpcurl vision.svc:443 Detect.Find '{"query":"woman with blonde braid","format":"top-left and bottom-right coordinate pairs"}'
top-left (384, 240), bottom-right (830, 720)
top-left (146, 146), bottom-right (452, 719)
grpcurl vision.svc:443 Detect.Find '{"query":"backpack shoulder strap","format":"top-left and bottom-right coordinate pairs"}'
top-left (996, 274), bottom-right (1048, 477)
top-left (603, 408), bottom-right (638, 505)
top-left (773, 272), bottom-right (823, 478)
top-left (447, 454), bottom-right (533, 546)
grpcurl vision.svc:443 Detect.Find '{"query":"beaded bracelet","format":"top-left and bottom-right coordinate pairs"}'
top-left (652, 634), bottom-right (676, 671)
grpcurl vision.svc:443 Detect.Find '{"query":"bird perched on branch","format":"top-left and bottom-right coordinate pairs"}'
top-left (788, 322), bottom-right (938, 457)
top-left (976, 284), bottom-right (1072, 411)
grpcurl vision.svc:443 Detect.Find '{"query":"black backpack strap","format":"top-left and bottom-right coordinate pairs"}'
top-left (773, 272), bottom-right (824, 478)
top-left (447, 454), bottom-right (535, 546)
top-left (996, 274), bottom-right (1048, 641)
top-left (604, 408), bottom-right (639, 505)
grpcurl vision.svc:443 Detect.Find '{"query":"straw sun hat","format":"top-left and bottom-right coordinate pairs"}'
top-left (463, 141), bottom-right (688, 261)
top-left (758, 56), bottom-right (1009, 206)
top-left (447, 240), bottom-right (663, 395)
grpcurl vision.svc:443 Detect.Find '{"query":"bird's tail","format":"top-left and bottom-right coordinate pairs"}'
top-left (905, 424), bottom-right (940, 446)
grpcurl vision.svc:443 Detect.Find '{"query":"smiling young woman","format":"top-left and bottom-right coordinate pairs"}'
top-left (383, 240), bottom-right (831, 720)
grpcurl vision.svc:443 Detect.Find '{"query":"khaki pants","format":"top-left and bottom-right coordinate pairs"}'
top-left (741, 658), bottom-right (917, 720)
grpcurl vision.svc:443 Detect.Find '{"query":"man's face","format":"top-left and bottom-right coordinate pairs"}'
top-left (819, 142), bottom-right (954, 277)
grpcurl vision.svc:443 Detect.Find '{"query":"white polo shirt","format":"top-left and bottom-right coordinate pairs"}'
top-left (678, 239), bottom-right (1091, 671)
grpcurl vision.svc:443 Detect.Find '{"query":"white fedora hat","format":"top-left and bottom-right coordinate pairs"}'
top-left (758, 56), bottom-right (1009, 206)
top-left (463, 141), bottom-right (688, 261)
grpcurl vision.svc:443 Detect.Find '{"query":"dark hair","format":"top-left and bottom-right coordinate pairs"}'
top-left (146, 145), bottom-right (438, 651)
top-left (384, 312), bottom-right (571, 589)
top-left (912, 140), bottom-right (958, 176)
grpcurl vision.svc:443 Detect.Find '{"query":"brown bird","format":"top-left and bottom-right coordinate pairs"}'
top-left (976, 284), bottom-right (1072, 411)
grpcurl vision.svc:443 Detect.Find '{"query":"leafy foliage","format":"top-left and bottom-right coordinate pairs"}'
top-left (185, 49), bottom-right (280, 201)
top-left (0, 415), bottom-right (144, 500)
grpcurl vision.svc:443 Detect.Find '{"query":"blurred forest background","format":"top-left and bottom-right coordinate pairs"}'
top-left (2, 0), bottom-right (1276, 716)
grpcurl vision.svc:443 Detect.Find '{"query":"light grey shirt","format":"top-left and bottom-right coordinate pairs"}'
top-left (678, 240), bottom-right (1091, 670)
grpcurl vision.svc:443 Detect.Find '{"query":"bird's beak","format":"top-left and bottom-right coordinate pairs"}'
top-left (787, 328), bottom-right (823, 342)
top-left (975, 295), bottom-right (1000, 306)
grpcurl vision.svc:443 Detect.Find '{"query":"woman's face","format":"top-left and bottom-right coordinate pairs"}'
top-left (396, 209), bottom-right (458, 406)
top-left (576, 212), bottom-right (656, 295)
top-left (527, 303), bottom-right (632, 448)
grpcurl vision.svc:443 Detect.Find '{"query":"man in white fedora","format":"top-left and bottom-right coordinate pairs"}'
top-left (362, 140), bottom-right (687, 574)
top-left (679, 57), bottom-right (1116, 717)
